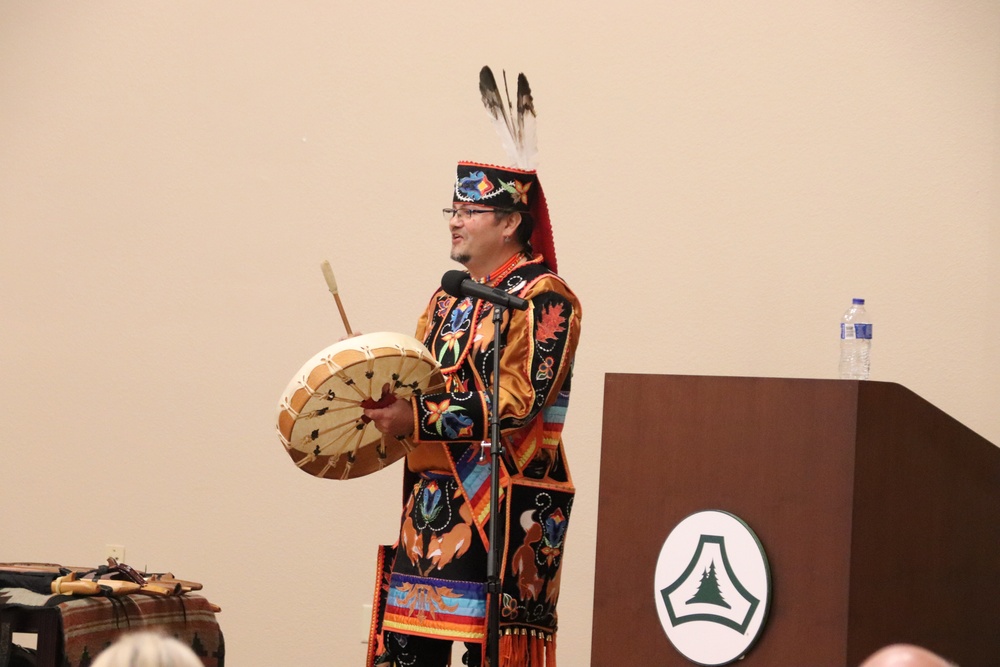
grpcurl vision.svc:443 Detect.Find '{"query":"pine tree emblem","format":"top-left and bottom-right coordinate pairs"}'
top-left (660, 534), bottom-right (761, 633)
top-left (654, 511), bottom-right (772, 665)
top-left (685, 560), bottom-right (732, 609)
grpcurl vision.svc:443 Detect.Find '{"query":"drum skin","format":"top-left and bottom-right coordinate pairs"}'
top-left (276, 332), bottom-right (443, 480)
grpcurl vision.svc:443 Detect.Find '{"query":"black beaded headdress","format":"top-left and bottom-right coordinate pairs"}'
top-left (452, 66), bottom-right (557, 274)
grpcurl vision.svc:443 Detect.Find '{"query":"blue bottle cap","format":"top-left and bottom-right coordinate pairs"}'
top-left (852, 298), bottom-right (865, 305)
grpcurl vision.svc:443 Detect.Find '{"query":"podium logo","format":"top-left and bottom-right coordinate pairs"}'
top-left (653, 510), bottom-right (771, 666)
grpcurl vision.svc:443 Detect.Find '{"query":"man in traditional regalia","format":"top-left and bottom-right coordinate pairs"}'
top-left (363, 68), bottom-right (581, 667)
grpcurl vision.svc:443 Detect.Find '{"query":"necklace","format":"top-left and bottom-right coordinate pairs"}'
top-left (478, 252), bottom-right (524, 286)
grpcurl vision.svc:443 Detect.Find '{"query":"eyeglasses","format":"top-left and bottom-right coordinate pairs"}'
top-left (442, 208), bottom-right (502, 221)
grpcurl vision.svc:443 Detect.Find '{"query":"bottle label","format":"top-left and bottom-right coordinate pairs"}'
top-left (856, 323), bottom-right (872, 340)
top-left (842, 323), bottom-right (872, 340)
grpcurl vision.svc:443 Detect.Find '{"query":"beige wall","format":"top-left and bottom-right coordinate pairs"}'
top-left (1, 2), bottom-right (997, 665)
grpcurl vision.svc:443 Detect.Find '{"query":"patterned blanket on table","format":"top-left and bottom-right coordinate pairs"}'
top-left (0, 587), bottom-right (224, 667)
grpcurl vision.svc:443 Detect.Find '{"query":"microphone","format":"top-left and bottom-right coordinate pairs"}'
top-left (441, 270), bottom-right (529, 311)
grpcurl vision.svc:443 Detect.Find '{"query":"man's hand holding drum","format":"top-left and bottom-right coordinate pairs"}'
top-left (363, 400), bottom-right (414, 438)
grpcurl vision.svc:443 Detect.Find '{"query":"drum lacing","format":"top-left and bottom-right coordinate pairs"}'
top-left (362, 345), bottom-right (377, 400)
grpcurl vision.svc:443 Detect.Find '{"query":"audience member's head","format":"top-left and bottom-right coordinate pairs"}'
top-left (859, 644), bottom-right (958, 667)
top-left (91, 631), bottom-right (202, 667)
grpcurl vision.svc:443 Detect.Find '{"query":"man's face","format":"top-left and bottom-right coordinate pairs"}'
top-left (448, 203), bottom-right (507, 268)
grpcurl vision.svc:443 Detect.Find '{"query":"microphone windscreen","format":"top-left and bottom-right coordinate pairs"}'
top-left (441, 270), bottom-right (467, 298)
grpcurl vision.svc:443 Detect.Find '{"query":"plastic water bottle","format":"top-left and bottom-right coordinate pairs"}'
top-left (839, 298), bottom-right (872, 380)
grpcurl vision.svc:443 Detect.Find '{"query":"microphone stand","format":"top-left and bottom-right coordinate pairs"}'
top-left (486, 302), bottom-right (505, 667)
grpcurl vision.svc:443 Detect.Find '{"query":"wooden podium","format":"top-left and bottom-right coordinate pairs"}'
top-left (591, 374), bottom-right (1000, 666)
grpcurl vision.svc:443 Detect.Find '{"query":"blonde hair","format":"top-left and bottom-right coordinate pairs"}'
top-left (91, 631), bottom-right (203, 667)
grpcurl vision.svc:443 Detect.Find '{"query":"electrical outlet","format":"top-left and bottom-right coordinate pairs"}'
top-left (360, 603), bottom-right (372, 644)
top-left (105, 544), bottom-right (125, 561)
